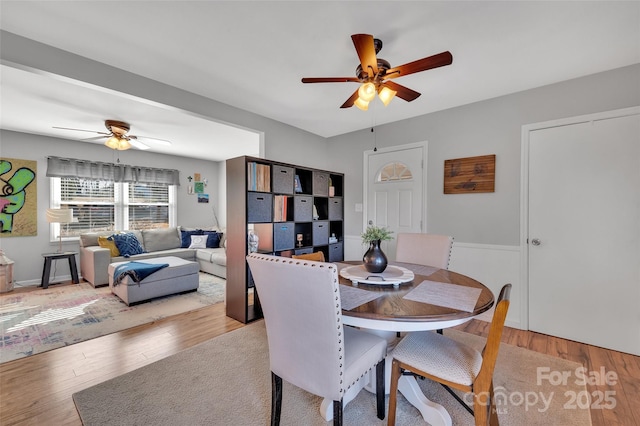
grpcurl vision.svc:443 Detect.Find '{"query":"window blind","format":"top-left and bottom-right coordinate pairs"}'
top-left (46, 156), bottom-right (180, 186)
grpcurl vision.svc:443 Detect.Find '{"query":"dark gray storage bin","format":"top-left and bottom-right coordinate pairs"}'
top-left (328, 197), bottom-right (343, 220)
top-left (272, 165), bottom-right (294, 194)
top-left (328, 242), bottom-right (344, 262)
top-left (312, 221), bottom-right (329, 246)
top-left (294, 195), bottom-right (313, 222)
top-left (274, 222), bottom-right (295, 251)
top-left (247, 192), bottom-right (273, 223)
top-left (313, 171), bottom-right (329, 196)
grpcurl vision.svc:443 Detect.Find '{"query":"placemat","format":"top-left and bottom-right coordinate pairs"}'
top-left (339, 284), bottom-right (383, 310)
top-left (403, 280), bottom-right (482, 312)
top-left (390, 262), bottom-right (439, 277)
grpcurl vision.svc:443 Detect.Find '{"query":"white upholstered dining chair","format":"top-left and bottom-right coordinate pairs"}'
top-left (387, 283), bottom-right (512, 426)
top-left (246, 253), bottom-right (387, 426)
top-left (395, 233), bottom-right (454, 269)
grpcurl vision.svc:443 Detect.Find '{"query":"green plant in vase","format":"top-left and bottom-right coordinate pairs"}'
top-left (361, 226), bottom-right (394, 273)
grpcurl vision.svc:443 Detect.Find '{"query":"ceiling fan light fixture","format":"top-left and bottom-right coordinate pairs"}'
top-left (117, 138), bottom-right (132, 150)
top-left (354, 97), bottom-right (369, 111)
top-left (105, 136), bottom-right (120, 150)
top-left (105, 136), bottom-right (131, 150)
top-left (358, 82), bottom-right (376, 102)
top-left (378, 86), bottom-right (397, 106)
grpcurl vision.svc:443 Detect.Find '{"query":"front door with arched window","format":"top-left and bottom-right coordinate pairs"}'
top-left (364, 143), bottom-right (426, 260)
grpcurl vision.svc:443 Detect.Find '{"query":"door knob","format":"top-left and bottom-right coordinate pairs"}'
top-left (368, 220), bottom-right (373, 225)
top-left (531, 238), bottom-right (541, 246)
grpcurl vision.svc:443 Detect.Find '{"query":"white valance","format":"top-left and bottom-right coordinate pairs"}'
top-left (46, 156), bottom-right (180, 186)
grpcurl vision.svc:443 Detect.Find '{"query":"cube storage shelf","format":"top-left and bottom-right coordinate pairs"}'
top-left (226, 156), bottom-right (345, 323)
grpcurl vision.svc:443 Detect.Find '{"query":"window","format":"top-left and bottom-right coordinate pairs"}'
top-left (376, 162), bottom-right (413, 182)
top-left (51, 177), bottom-right (176, 239)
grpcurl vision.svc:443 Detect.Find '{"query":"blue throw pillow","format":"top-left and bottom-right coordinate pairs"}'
top-left (113, 232), bottom-right (146, 258)
top-left (203, 231), bottom-right (221, 248)
top-left (180, 229), bottom-right (204, 248)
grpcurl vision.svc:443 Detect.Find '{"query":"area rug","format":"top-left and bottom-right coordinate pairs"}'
top-left (73, 321), bottom-right (592, 426)
top-left (0, 272), bottom-right (225, 364)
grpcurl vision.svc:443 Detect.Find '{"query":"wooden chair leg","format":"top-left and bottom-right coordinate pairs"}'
top-left (489, 381), bottom-right (500, 425)
top-left (333, 399), bottom-right (343, 426)
top-left (473, 389), bottom-right (489, 426)
top-left (387, 359), bottom-right (402, 426)
top-left (271, 372), bottom-right (282, 426)
top-left (376, 359), bottom-right (386, 420)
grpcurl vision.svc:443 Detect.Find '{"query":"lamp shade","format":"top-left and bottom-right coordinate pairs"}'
top-left (117, 138), bottom-right (132, 150)
top-left (354, 97), bottom-right (370, 111)
top-left (358, 82), bottom-right (376, 102)
top-left (46, 208), bottom-right (73, 224)
top-left (378, 86), bottom-right (397, 106)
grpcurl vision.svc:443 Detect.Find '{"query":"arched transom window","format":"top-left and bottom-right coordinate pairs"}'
top-left (376, 162), bottom-right (413, 182)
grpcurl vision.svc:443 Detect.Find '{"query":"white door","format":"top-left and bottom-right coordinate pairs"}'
top-left (527, 110), bottom-right (640, 355)
top-left (364, 144), bottom-right (425, 260)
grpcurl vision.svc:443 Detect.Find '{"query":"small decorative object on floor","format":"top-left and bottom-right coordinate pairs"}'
top-left (0, 249), bottom-right (15, 293)
top-left (248, 231), bottom-right (259, 253)
top-left (361, 225), bottom-right (393, 273)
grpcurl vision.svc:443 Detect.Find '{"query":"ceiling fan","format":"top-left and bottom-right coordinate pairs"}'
top-left (301, 34), bottom-right (453, 110)
top-left (53, 120), bottom-right (172, 151)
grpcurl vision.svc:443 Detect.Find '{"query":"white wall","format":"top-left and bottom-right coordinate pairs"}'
top-left (328, 64), bottom-right (640, 246)
top-left (333, 64), bottom-right (639, 328)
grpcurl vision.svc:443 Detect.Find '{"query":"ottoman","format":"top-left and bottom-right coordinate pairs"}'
top-left (108, 256), bottom-right (199, 306)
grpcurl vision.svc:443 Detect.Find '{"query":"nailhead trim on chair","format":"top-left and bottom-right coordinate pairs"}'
top-left (247, 253), bottom-right (382, 397)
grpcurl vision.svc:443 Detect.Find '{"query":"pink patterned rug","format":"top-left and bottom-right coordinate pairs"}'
top-left (0, 273), bottom-right (225, 363)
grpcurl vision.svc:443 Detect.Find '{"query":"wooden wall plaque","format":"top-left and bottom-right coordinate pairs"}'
top-left (444, 154), bottom-right (495, 194)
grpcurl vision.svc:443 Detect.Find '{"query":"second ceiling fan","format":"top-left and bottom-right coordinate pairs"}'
top-left (53, 120), bottom-right (172, 151)
top-left (302, 34), bottom-right (453, 110)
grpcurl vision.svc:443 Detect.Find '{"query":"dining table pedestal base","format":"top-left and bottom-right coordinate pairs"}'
top-left (397, 375), bottom-right (452, 425)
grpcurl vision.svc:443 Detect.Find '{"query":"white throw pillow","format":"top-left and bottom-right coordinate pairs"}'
top-left (189, 235), bottom-right (207, 249)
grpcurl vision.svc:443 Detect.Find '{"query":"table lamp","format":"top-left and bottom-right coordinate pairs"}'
top-left (46, 208), bottom-right (73, 252)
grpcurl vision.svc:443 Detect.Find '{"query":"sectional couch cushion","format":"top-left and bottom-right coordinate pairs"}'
top-left (142, 227), bottom-right (182, 252)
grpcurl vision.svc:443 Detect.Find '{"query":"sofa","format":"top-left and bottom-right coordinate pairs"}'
top-left (79, 226), bottom-right (226, 287)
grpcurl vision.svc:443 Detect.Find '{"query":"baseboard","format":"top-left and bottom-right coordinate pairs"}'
top-left (13, 274), bottom-right (80, 288)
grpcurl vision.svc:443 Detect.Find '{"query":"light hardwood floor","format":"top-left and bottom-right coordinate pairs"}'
top-left (1, 284), bottom-right (638, 425)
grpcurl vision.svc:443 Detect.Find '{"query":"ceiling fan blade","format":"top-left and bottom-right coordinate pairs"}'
top-left (131, 135), bottom-right (172, 146)
top-left (384, 51), bottom-right (453, 80)
top-left (81, 136), bottom-right (109, 142)
top-left (128, 139), bottom-right (150, 150)
top-left (340, 89), bottom-right (360, 109)
top-left (351, 34), bottom-right (378, 77)
top-left (381, 81), bottom-right (421, 102)
top-left (53, 126), bottom-right (109, 135)
top-left (301, 77), bottom-right (360, 83)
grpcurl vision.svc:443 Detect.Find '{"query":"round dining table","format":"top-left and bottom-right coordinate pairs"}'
top-left (326, 260), bottom-right (495, 426)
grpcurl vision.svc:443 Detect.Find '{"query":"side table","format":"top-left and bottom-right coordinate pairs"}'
top-left (41, 252), bottom-right (79, 289)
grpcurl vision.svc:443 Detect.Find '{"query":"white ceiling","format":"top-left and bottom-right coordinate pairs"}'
top-left (1, 1), bottom-right (639, 161)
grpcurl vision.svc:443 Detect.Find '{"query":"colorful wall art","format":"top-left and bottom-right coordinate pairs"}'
top-left (0, 158), bottom-right (37, 236)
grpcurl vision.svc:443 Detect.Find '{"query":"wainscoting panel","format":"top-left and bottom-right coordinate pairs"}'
top-left (449, 243), bottom-right (521, 329)
top-left (344, 236), bottom-right (523, 329)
